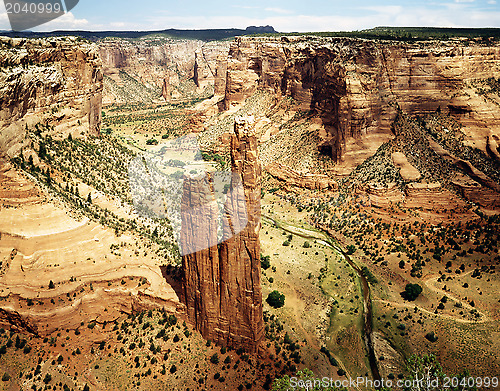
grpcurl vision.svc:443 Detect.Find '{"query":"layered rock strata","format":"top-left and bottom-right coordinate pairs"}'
top-left (0, 36), bottom-right (103, 157)
top-left (221, 36), bottom-right (500, 162)
top-left (266, 162), bottom-right (337, 190)
top-left (181, 116), bottom-right (264, 352)
top-left (99, 39), bottom-right (200, 103)
top-left (194, 41), bottom-right (230, 92)
top-left (98, 38), bottom-right (229, 103)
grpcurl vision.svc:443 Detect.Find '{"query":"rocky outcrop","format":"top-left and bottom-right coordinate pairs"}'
top-left (98, 38), bottom-right (229, 103)
top-left (391, 152), bottom-right (421, 181)
top-left (194, 41), bottom-right (230, 91)
top-left (99, 38), bottom-right (198, 103)
top-left (452, 173), bottom-right (500, 209)
top-left (0, 36), bottom-right (103, 157)
top-left (221, 36), bottom-right (500, 162)
top-left (181, 116), bottom-right (264, 352)
top-left (266, 162), bottom-right (337, 190)
top-left (361, 182), bottom-right (404, 209)
top-left (404, 182), bottom-right (466, 211)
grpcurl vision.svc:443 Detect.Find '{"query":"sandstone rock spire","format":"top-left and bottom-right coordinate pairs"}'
top-left (181, 116), bottom-right (264, 352)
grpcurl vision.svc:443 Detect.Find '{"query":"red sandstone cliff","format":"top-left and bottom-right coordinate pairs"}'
top-left (221, 36), bottom-right (500, 162)
top-left (98, 38), bottom-right (229, 103)
top-left (181, 116), bottom-right (264, 352)
top-left (0, 36), bottom-right (103, 158)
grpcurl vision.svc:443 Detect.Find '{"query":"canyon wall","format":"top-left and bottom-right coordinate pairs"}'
top-left (181, 116), bottom-right (264, 352)
top-left (222, 36), bottom-right (500, 162)
top-left (194, 41), bottom-right (230, 92)
top-left (98, 38), bottom-right (229, 103)
top-left (0, 36), bottom-right (103, 157)
top-left (266, 162), bottom-right (337, 190)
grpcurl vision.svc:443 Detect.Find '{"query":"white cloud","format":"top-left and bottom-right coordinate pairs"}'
top-left (487, 0), bottom-right (497, 4)
top-left (38, 12), bottom-right (89, 30)
top-left (265, 7), bottom-right (294, 15)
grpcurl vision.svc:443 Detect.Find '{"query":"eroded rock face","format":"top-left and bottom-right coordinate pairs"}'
top-left (194, 41), bottom-right (230, 92)
top-left (99, 39), bottom-right (199, 103)
top-left (0, 36), bottom-right (103, 157)
top-left (266, 162), bottom-right (337, 190)
top-left (98, 39), bottom-right (229, 103)
top-left (222, 36), bottom-right (500, 162)
top-left (181, 116), bottom-right (264, 352)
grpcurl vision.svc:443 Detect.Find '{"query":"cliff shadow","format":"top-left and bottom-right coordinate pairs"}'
top-left (160, 264), bottom-right (185, 303)
top-left (294, 56), bottom-right (347, 163)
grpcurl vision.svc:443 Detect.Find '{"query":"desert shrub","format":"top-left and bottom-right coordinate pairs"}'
top-left (303, 241), bottom-right (311, 248)
top-left (266, 291), bottom-right (285, 309)
top-left (210, 353), bottom-right (219, 364)
top-left (1, 373), bottom-right (10, 381)
top-left (401, 283), bottom-right (423, 301)
top-left (425, 332), bottom-right (438, 342)
top-left (361, 266), bottom-right (378, 284)
top-left (167, 315), bottom-right (177, 326)
top-left (260, 255), bottom-right (271, 270)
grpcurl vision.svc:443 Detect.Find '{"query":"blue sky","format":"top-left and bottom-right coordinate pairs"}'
top-left (1, 0), bottom-right (499, 32)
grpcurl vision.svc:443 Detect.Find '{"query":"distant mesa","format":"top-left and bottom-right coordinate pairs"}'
top-left (245, 25), bottom-right (276, 34)
top-left (1, 26), bottom-right (276, 41)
